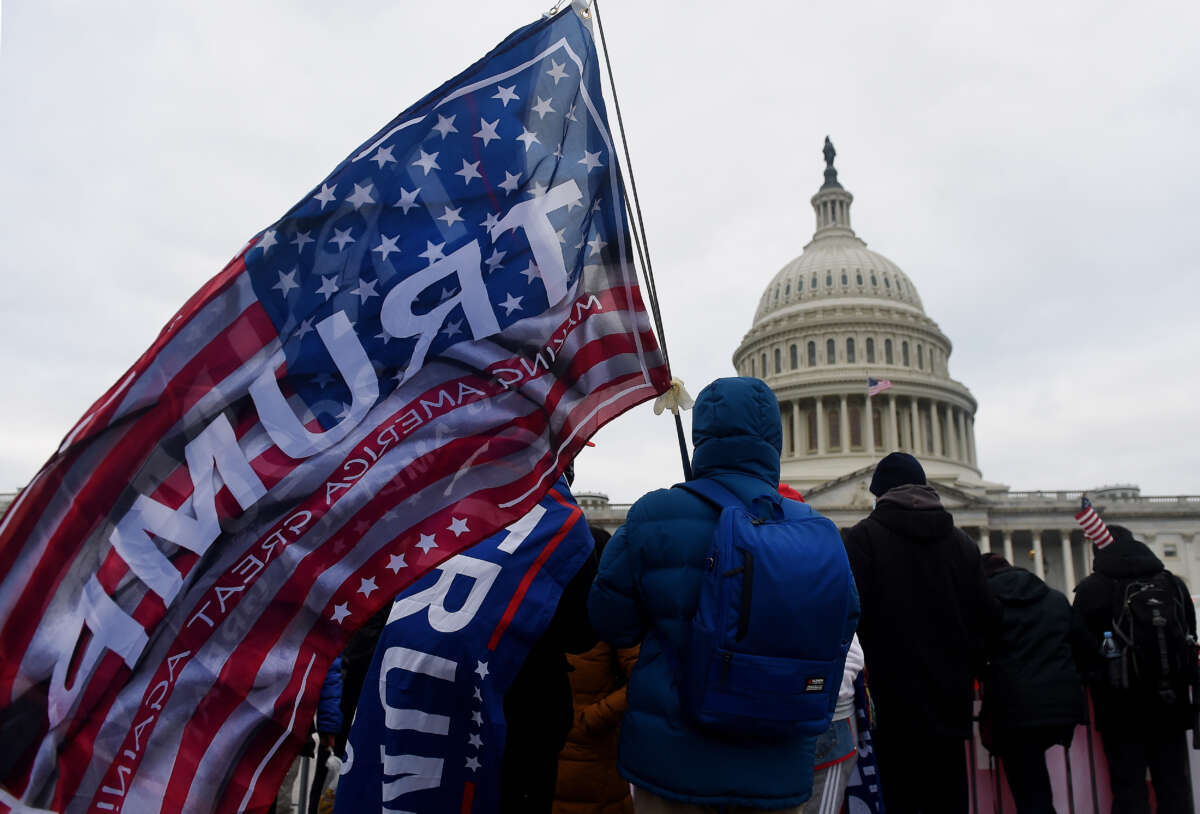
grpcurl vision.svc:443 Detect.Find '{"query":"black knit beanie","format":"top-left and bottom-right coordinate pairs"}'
top-left (869, 452), bottom-right (927, 497)
top-left (1106, 524), bottom-right (1134, 545)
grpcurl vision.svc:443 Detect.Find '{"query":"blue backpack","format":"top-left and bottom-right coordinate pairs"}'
top-left (673, 479), bottom-right (858, 738)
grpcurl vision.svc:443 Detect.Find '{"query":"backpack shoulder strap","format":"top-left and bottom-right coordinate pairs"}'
top-left (1110, 575), bottom-right (1135, 644)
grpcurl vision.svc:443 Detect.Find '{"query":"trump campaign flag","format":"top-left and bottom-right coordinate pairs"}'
top-left (334, 477), bottom-right (593, 813)
top-left (0, 6), bottom-right (668, 812)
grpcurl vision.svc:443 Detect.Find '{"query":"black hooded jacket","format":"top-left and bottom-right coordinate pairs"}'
top-left (843, 484), bottom-right (1001, 738)
top-left (1072, 534), bottom-right (1197, 735)
top-left (981, 565), bottom-right (1087, 740)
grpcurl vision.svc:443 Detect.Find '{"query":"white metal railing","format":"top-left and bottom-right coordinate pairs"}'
top-left (1004, 491), bottom-right (1200, 504)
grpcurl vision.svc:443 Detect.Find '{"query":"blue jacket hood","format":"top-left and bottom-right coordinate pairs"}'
top-left (690, 377), bottom-right (782, 485)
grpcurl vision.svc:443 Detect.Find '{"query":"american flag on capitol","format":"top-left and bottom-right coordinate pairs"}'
top-left (867, 377), bottom-right (893, 397)
top-left (0, 8), bottom-right (668, 813)
top-left (1075, 496), bottom-right (1114, 548)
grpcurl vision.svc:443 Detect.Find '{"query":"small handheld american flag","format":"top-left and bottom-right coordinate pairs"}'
top-left (1075, 495), bottom-right (1114, 548)
top-left (867, 377), bottom-right (893, 397)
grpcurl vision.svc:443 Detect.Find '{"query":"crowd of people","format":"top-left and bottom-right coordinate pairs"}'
top-left (281, 376), bottom-right (1199, 814)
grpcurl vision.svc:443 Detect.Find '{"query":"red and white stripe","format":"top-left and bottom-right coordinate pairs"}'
top-left (1075, 503), bottom-right (1114, 549)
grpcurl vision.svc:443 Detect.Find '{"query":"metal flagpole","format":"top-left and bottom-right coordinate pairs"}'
top-left (990, 753), bottom-right (1002, 814)
top-left (1084, 693), bottom-right (1100, 814)
top-left (1063, 743), bottom-right (1077, 814)
top-left (589, 0), bottom-right (692, 481)
top-left (968, 731), bottom-right (980, 814)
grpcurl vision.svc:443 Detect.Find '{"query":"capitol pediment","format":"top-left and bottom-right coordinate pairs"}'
top-left (801, 464), bottom-right (984, 511)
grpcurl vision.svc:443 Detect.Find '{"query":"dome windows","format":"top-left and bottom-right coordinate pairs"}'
top-left (871, 273), bottom-right (878, 287)
top-left (856, 271), bottom-right (864, 286)
top-left (902, 341), bottom-right (910, 366)
top-left (774, 348), bottom-right (782, 374)
top-left (797, 278), bottom-right (803, 292)
top-left (917, 344), bottom-right (924, 370)
top-left (866, 338), bottom-right (876, 363)
top-left (761, 353), bottom-right (767, 377)
top-left (807, 341), bottom-right (817, 367)
top-left (812, 273), bottom-right (818, 289)
top-left (774, 285), bottom-right (780, 303)
top-left (785, 283), bottom-right (790, 297)
top-left (841, 272), bottom-right (848, 286)
top-left (825, 273), bottom-right (833, 288)
top-left (847, 338), bottom-right (856, 363)
top-left (884, 277), bottom-right (892, 289)
top-left (790, 344), bottom-right (798, 370)
top-left (826, 338), bottom-right (836, 365)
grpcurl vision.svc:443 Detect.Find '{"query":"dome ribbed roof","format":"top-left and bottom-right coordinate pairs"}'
top-left (753, 235), bottom-right (924, 325)
top-left (752, 141), bottom-right (924, 325)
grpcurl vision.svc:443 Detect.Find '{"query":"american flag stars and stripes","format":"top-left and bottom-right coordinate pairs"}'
top-left (0, 8), bottom-right (668, 813)
top-left (866, 377), bottom-right (893, 397)
top-left (334, 479), bottom-right (593, 813)
top-left (1075, 495), bottom-right (1115, 549)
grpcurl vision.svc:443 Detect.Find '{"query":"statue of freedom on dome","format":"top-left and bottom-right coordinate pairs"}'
top-left (821, 136), bottom-right (842, 189)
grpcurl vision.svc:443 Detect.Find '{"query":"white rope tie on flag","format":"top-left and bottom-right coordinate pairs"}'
top-left (653, 378), bottom-right (695, 416)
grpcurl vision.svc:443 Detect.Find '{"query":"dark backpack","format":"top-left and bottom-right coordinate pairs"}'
top-left (671, 479), bottom-right (859, 738)
top-left (1110, 571), bottom-right (1195, 702)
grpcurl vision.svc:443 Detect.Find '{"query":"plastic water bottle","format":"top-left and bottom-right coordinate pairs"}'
top-left (1102, 631), bottom-right (1123, 689)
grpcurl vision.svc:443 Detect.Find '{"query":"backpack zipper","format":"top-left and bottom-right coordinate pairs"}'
top-left (737, 549), bottom-right (755, 641)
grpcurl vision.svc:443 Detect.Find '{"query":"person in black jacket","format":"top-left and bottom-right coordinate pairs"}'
top-left (1072, 525), bottom-right (1196, 814)
top-left (979, 554), bottom-right (1087, 814)
top-left (843, 452), bottom-right (1000, 814)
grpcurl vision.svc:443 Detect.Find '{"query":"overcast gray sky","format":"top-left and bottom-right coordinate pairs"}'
top-left (2, 0), bottom-right (1198, 503)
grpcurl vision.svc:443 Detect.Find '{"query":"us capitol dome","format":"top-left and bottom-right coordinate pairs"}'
top-left (733, 137), bottom-right (982, 494)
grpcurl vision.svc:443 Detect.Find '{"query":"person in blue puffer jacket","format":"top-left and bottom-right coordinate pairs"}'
top-left (588, 377), bottom-right (836, 813)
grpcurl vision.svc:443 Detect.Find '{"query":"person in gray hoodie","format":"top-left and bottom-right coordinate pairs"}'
top-left (842, 453), bottom-right (1000, 814)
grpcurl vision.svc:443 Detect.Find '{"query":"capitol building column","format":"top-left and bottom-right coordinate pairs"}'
top-left (931, 402), bottom-right (943, 457)
top-left (791, 400), bottom-right (802, 458)
top-left (945, 406), bottom-right (957, 460)
top-left (951, 408), bottom-right (962, 461)
top-left (816, 398), bottom-right (827, 454)
top-left (908, 401), bottom-right (918, 454)
top-left (1032, 531), bottom-right (1046, 580)
top-left (839, 396), bottom-right (850, 453)
top-left (868, 398), bottom-right (878, 456)
top-left (1003, 530), bottom-right (1014, 563)
top-left (887, 395), bottom-right (899, 451)
top-left (1060, 529), bottom-right (1077, 591)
